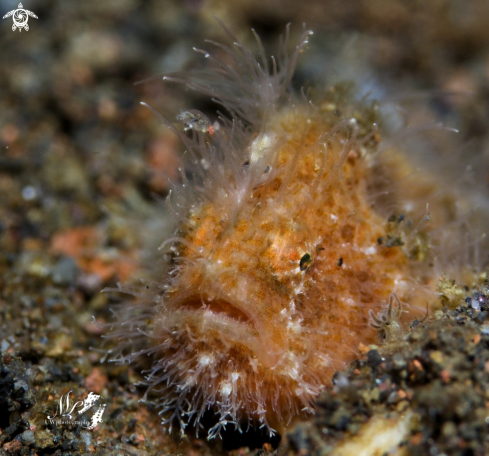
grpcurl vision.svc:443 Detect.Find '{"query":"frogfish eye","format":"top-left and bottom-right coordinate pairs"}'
top-left (299, 253), bottom-right (313, 271)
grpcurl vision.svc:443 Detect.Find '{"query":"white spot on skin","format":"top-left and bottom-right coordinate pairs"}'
top-left (182, 375), bottom-right (197, 388)
top-left (249, 357), bottom-right (259, 373)
top-left (198, 354), bottom-right (215, 366)
top-left (237, 277), bottom-right (249, 301)
top-left (288, 364), bottom-right (300, 381)
top-left (293, 283), bottom-right (304, 295)
top-left (340, 297), bottom-right (356, 306)
top-left (220, 382), bottom-right (232, 397)
top-left (393, 276), bottom-right (409, 290)
top-left (364, 246), bottom-right (377, 255)
top-left (287, 318), bottom-right (303, 334)
top-left (318, 354), bottom-right (331, 367)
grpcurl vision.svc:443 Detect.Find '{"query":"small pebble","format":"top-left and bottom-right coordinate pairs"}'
top-left (21, 430), bottom-right (35, 445)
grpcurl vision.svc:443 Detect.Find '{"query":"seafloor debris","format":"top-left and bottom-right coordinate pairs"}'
top-left (286, 292), bottom-right (489, 456)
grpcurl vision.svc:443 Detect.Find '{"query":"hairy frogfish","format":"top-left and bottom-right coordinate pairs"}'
top-left (105, 24), bottom-right (487, 439)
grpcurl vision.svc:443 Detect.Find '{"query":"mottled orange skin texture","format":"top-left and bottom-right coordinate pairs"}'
top-left (152, 106), bottom-right (423, 433)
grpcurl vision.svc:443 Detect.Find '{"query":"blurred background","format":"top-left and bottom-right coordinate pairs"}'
top-left (1, 0), bottom-right (489, 455)
top-left (1, 0), bottom-right (489, 269)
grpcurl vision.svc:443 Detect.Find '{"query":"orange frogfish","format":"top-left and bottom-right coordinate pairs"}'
top-left (106, 25), bottom-right (478, 439)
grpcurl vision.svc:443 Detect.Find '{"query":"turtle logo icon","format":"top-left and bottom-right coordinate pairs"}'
top-left (3, 3), bottom-right (38, 32)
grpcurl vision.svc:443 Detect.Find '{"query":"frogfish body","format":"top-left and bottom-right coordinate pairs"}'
top-left (106, 25), bottom-right (454, 438)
